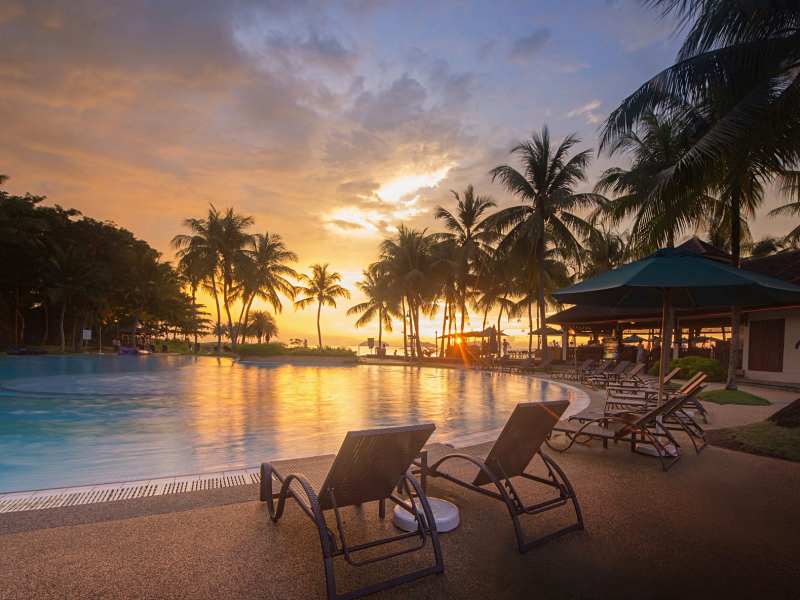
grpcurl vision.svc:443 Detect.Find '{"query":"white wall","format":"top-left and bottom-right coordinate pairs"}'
top-left (741, 308), bottom-right (800, 384)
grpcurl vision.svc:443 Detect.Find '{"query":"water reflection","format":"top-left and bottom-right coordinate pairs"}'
top-left (0, 356), bottom-right (579, 491)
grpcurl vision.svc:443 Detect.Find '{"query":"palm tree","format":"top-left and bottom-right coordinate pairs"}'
top-left (216, 208), bottom-right (254, 347)
top-left (295, 263), bottom-right (350, 348)
top-left (347, 266), bottom-right (396, 352)
top-left (234, 232), bottom-right (297, 342)
top-left (247, 310), bottom-right (278, 344)
top-left (602, 0), bottom-right (800, 389)
top-left (174, 246), bottom-right (208, 350)
top-left (378, 226), bottom-right (437, 358)
top-left (594, 110), bottom-right (712, 253)
top-left (45, 241), bottom-right (95, 352)
top-left (580, 227), bottom-right (628, 278)
top-left (172, 208), bottom-right (223, 350)
top-left (488, 126), bottom-right (601, 357)
top-left (769, 180), bottom-right (800, 243)
top-left (434, 185), bottom-right (496, 336)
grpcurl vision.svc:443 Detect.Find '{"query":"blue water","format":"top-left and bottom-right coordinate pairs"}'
top-left (0, 355), bottom-right (581, 492)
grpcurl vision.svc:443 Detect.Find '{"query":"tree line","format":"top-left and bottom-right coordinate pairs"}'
top-left (0, 176), bottom-right (197, 351)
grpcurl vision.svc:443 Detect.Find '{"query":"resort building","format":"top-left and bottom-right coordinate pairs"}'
top-left (548, 238), bottom-right (800, 387)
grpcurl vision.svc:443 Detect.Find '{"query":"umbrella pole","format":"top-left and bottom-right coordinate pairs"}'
top-left (658, 290), bottom-right (671, 406)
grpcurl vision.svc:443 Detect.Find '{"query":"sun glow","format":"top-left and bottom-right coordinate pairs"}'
top-left (324, 165), bottom-right (453, 236)
top-left (376, 166), bottom-right (452, 203)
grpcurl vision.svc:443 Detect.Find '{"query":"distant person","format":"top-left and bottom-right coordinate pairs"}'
top-left (636, 341), bottom-right (646, 364)
top-left (502, 339), bottom-right (510, 357)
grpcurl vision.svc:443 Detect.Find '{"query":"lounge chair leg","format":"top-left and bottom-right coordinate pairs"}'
top-left (378, 498), bottom-right (386, 519)
top-left (541, 451), bottom-right (584, 532)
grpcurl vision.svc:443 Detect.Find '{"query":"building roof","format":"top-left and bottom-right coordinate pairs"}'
top-left (742, 249), bottom-right (800, 285)
top-left (675, 236), bottom-right (732, 262)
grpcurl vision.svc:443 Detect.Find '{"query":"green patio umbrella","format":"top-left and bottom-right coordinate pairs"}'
top-left (623, 334), bottom-right (645, 343)
top-left (553, 248), bottom-right (800, 402)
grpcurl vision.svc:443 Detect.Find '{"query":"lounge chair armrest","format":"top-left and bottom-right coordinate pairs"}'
top-left (260, 463), bottom-right (323, 524)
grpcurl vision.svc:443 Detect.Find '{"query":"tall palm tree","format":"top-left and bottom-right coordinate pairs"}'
top-left (489, 126), bottom-right (601, 357)
top-left (594, 110), bottom-right (712, 253)
top-left (174, 246), bottom-right (208, 350)
top-left (378, 226), bottom-right (437, 358)
top-left (434, 185), bottom-right (497, 336)
top-left (769, 178), bottom-right (800, 243)
top-left (347, 266), bottom-right (396, 351)
top-left (234, 232), bottom-right (297, 342)
top-left (216, 208), bottom-right (254, 347)
top-left (172, 208), bottom-right (223, 351)
top-left (580, 227), bottom-right (628, 278)
top-left (603, 0), bottom-right (800, 389)
top-left (247, 310), bottom-right (278, 344)
top-left (294, 263), bottom-right (350, 348)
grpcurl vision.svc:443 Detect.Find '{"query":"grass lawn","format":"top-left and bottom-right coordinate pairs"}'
top-left (698, 389), bottom-right (771, 406)
top-left (707, 421), bottom-right (800, 462)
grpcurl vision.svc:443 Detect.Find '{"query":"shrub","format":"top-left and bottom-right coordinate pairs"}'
top-left (237, 343), bottom-right (355, 358)
top-left (648, 356), bottom-right (726, 381)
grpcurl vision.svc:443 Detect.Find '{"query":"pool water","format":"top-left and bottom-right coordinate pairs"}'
top-left (0, 355), bottom-right (584, 492)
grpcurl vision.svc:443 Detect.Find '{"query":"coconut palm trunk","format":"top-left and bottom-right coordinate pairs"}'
top-left (439, 304), bottom-right (447, 357)
top-left (537, 220), bottom-right (548, 359)
top-left (401, 297), bottom-right (408, 357)
top-left (59, 301), bottom-right (66, 353)
top-left (377, 307), bottom-right (383, 350)
top-left (210, 272), bottom-right (222, 351)
top-left (316, 298), bottom-right (323, 348)
top-left (726, 193), bottom-right (742, 390)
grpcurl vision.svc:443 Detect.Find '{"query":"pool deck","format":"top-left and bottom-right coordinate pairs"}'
top-left (1, 380), bottom-right (798, 598)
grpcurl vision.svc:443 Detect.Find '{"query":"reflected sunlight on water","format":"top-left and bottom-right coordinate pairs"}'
top-left (0, 355), bottom-right (581, 491)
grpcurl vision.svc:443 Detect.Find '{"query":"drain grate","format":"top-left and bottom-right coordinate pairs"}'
top-left (0, 467), bottom-right (263, 514)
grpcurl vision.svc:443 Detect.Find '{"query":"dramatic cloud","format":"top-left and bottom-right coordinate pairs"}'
top-left (509, 27), bottom-right (552, 62)
top-left (567, 99), bottom-right (603, 125)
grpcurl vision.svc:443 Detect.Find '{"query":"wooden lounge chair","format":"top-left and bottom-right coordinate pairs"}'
top-left (416, 401), bottom-right (583, 553)
top-left (551, 359), bottom-right (594, 381)
top-left (586, 360), bottom-right (631, 387)
top-left (260, 424), bottom-right (444, 600)
top-left (581, 360), bottom-right (613, 382)
top-left (606, 372), bottom-right (709, 422)
top-left (607, 367), bottom-right (681, 395)
top-left (546, 396), bottom-right (695, 471)
top-left (613, 362), bottom-right (647, 384)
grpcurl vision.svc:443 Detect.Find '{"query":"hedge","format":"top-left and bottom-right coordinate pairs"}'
top-left (649, 356), bottom-right (726, 381)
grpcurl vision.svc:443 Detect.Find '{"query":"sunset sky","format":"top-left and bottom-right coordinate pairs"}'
top-left (2, 1), bottom-right (796, 346)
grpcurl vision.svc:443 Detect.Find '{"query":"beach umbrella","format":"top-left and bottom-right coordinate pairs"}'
top-left (530, 326), bottom-right (563, 336)
top-left (552, 248), bottom-right (800, 402)
top-left (623, 334), bottom-right (645, 343)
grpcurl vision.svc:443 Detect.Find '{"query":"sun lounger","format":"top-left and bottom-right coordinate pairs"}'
top-left (606, 372), bottom-right (709, 422)
top-left (551, 359), bottom-right (594, 381)
top-left (586, 360), bottom-right (632, 386)
top-left (260, 424), bottom-right (444, 600)
top-left (416, 401), bottom-right (583, 553)
top-left (546, 396), bottom-right (693, 471)
top-left (573, 382), bottom-right (708, 455)
top-left (612, 362), bottom-right (647, 383)
top-left (607, 367), bottom-right (681, 395)
top-left (581, 360), bottom-right (613, 382)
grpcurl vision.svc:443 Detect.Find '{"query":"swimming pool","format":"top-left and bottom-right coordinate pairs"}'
top-left (0, 355), bottom-right (587, 492)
